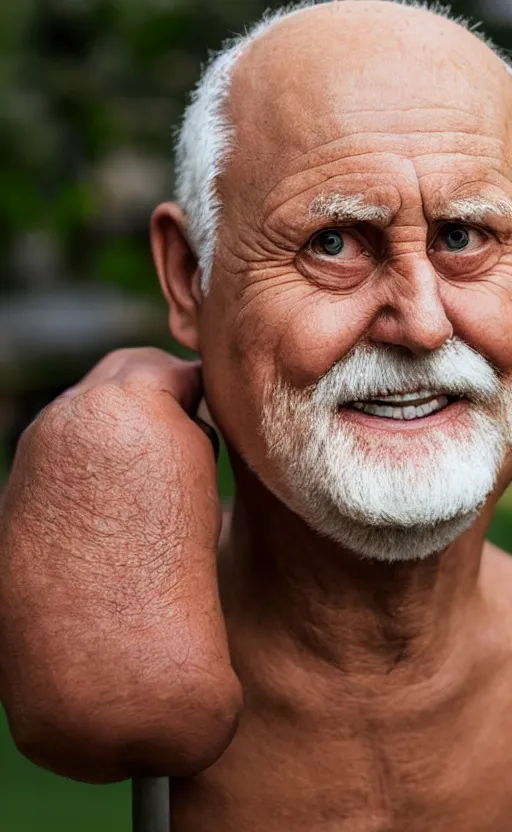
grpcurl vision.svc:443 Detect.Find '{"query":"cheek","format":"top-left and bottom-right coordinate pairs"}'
top-left (443, 282), bottom-right (512, 379)
top-left (272, 295), bottom-right (371, 387)
top-left (199, 282), bottom-right (372, 456)
top-left (228, 281), bottom-right (373, 394)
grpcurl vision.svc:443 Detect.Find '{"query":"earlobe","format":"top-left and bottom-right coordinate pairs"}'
top-left (151, 202), bottom-right (202, 353)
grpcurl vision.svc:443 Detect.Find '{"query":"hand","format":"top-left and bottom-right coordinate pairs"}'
top-left (0, 348), bottom-right (242, 782)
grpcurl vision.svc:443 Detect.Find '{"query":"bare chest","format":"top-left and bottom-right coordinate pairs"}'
top-left (169, 708), bottom-right (512, 832)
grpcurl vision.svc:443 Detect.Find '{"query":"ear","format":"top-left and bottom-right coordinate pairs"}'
top-left (151, 202), bottom-right (202, 353)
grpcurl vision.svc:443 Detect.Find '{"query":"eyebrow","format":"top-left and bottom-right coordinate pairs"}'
top-left (431, 196), bottom-right (512, 224)
top-left (309, 193), bottom-right (392, 224)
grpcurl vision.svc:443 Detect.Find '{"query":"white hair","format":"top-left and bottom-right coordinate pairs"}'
top-left (259, 337), bottom-right (512, 561)
top-left (174, 0), bottom-right (512, 293)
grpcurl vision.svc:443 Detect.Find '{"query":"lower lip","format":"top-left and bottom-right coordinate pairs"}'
top-left (339, 399), bottom-right (469, 432)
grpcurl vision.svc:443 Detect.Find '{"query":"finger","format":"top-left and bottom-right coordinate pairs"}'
top-left (56, 350), bottom-right (204, 415)
top-left (76, 349), bottom-right (141, 387)
top-left (159, 360), bottom-right (203, 415)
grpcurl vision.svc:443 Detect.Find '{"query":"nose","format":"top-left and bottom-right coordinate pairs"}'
top-left (368, 258), bottom-right (453, 355)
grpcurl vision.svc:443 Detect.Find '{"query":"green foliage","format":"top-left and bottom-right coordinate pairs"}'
top-left (92, 237), bottom-right (156, 295)
top-left (0, 0), bottom-right (273, 293)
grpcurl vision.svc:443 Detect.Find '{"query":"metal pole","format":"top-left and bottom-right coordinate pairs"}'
top-left (132, 777), bottom-right (171, 832)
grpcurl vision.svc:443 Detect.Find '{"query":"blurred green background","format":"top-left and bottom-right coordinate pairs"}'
top-left (1, 0), bottom-right (511, 829)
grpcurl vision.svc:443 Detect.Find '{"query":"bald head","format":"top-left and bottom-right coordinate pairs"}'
top-left (227, 1), bottom-right (511, 196)
top-left (174, 0), bottom-right (512, 290)
top-left (232, 1), bottom-right (511, 129)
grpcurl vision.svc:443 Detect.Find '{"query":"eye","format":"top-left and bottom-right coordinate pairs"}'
top-left (432, 223), bottom-right (486, 253)
top-left (309, 229), bottom-right (364, 259)
top-left (315, 230), bottom-right (344, 256)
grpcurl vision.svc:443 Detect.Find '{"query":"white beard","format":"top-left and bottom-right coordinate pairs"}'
top-left (259, 340), bottom-right (512, 562)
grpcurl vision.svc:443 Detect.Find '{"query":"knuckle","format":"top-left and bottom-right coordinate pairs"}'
top-left (18, 385), bottom-right (156, 480)
top-left (112, 346), bottom-right (162, 362)
top-left (77, 381), bottom-right (132, 417)
top-left (12, 402), bottom-right (68, 474)
top-left (58, 390), bottom-right (157, 479)
top-left (78, 383), bottom-right (153, 436)
top-left (101, 346), bottom-right (146, 365)
top-left (121, 351), bottom-right (185, 390)
top-left (123, 365), bottom-right (166, 391)
top-left (28, 400), bottom-right (79, 471)
top-left (109, 346), bottom-right (170, 374)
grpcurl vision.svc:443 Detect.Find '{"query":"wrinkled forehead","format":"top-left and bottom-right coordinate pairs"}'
top-left (225, 11), bottom-right (512, 205)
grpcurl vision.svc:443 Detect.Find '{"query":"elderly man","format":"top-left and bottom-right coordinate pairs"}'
top-left (2, 0), bottom-right (512, 829)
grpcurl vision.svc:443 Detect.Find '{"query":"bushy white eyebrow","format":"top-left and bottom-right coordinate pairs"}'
top-left (175, 1), bottom-right (512, 293)
top-left (432, 196), bottom-right (512, 223)
top-left (309, 193), bottom-right (392, 224)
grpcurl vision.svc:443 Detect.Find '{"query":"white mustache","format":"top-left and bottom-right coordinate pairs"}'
top-left (311, 338), bottom-right (501, 408)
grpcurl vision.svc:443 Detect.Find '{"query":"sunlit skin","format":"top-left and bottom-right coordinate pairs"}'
top-left (151, 2), bottom-right (512, 829)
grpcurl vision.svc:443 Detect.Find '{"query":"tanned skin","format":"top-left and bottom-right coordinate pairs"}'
top-left (2, 2), bottom-right (512, 829)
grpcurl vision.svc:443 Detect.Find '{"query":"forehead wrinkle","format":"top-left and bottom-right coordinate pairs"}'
top-left (289, 127), bottom-right (506, 168)
top-left (431, 195), bottom-right (512, 223)
top-left (260, 141), bottom-right (504, 210)
top-left (309, 193), bottom-right (393, 224)
top-left (260, 145), bottom-right (506, 222)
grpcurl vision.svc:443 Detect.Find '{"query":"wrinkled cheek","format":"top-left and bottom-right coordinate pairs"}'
top-left (201, 283), bottom-right (369, 459)
top-left (443, 283), bottom-right (512, 377)
top-left (270, 300), bottom-right (370, 389)
top-left (217, 293), bottom-right (371, 405)
top-left (199, 309), bottom-right (273, 459)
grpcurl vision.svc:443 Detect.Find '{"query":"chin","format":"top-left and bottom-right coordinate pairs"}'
top-left (259, 405), bottom-right (505, 563)
top-left (306, 508), bottom-right (480, 562)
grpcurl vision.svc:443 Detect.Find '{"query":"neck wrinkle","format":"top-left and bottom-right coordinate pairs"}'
top-left (223, 453), bottom-right (489, 682)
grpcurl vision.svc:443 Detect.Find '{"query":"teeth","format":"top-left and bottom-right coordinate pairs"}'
top-left (367, 389), bottom-right (438, 404)
top-left (352, 395), bottom-right (449, 420)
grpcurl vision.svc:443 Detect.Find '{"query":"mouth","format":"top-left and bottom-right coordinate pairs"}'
top-left (344, 389), bottom-right (462, 421)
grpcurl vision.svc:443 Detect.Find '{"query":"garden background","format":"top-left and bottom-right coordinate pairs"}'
top-left (1, 0), bottom-right (511, 829)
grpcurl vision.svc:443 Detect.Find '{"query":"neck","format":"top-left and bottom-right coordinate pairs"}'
top-left (221, 454), bottom-right (493, 681)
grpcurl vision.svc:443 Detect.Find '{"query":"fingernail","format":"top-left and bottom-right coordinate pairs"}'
top-left (59, 386), bottom-right (79, 400)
